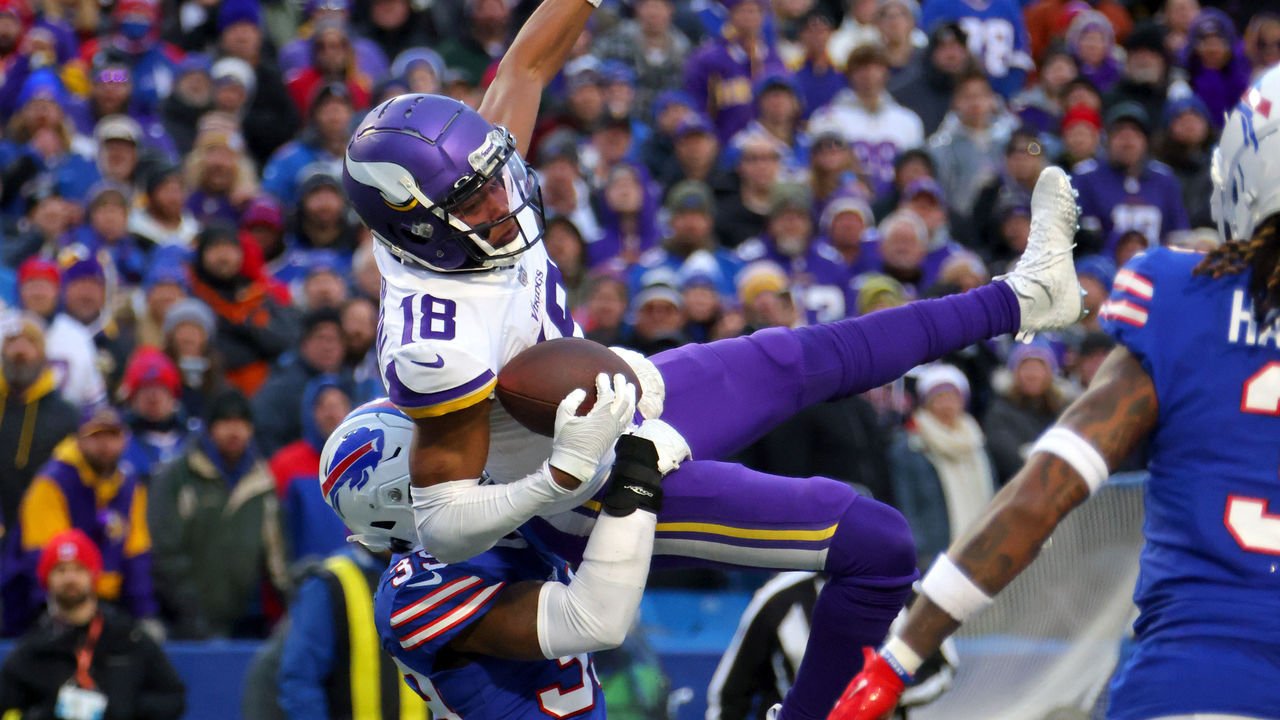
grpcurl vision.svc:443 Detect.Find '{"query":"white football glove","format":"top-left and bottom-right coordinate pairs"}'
top-left (626, 418), bottom-right (691, 474)
top-left (550, 373), bottom-right (637, 482)
top-left (609, 346), bottom-right (665, 420)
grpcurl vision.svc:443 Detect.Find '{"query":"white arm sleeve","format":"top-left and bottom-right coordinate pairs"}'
top-left (411, 461), bottom-right (598, 564)
top-left (536, 510), bottom-right (656, 659)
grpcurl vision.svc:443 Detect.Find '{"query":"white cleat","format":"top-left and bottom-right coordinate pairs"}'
top-left (996, 166), bottom-right (1086, 341)
top-left (766, 704), bottom-right (783, 720)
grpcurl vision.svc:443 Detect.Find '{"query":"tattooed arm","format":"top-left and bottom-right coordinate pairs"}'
top-left (895, 346), bottom-right (1159, 658)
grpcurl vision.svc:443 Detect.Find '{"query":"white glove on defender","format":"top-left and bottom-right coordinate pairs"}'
top-left (609, 346), bottom-right (665, 420)
top-left (549, 373), bottom-right (636, 482)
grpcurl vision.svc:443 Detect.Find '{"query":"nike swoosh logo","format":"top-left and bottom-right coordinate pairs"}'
top-left (411, 355), bottom-right (445, 369)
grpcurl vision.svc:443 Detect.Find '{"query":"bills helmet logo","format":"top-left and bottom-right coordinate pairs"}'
top-left (322, 426), bottom-right (386, 506)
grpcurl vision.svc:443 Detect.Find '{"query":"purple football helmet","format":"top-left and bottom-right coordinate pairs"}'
top-left (343, 94), bottom-right (545, 272)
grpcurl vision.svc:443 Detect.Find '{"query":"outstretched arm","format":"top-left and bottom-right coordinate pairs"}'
top-left (442, 434), bottom-right (666, 661)
top-left (478, 0), bottom-right (597, 155)
top-left (898, 346), bottom-right (1157, 656)
top-left (831, 347), bottom-right (1158, 718)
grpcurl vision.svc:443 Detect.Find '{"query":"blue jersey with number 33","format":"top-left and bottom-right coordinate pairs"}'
top-left (373, 539), bottom-right (607, 719)
top-left (1099, 247), bottom-right (1280, 720)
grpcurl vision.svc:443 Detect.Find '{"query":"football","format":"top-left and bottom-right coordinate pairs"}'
top-left (496, 338), bottom-right (641, 437)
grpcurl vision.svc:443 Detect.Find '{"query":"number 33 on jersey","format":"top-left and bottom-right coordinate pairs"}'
top-left (375, 542), bottom-right (607, 719)
top-left (1099, 247), bottom-right (1280, 643)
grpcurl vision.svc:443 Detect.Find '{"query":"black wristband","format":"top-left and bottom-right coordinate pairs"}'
top-left (601, 435), bottom-right (663, 517)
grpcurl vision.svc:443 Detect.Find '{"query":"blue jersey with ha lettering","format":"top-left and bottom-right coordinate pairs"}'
top-left (1099, 246), bottom-right (1280, 720)
top-left (373, 538), bottom-right (606, 719)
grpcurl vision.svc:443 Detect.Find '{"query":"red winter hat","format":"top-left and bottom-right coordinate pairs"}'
top-left (17, 257), bottom-right (59, 286)
top-left (120, 346), bottom-right (181, 400)
top-left (37, 529), bottom-right (103, 588)
top-left (1061, 103), bottom-right (1102, 134)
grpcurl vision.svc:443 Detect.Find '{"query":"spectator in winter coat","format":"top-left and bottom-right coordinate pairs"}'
top-left (279, 0), bottom-right (388, 81)
top-left (0, 529), bottom-right (185, 720)
top-left (1152, 94), bottom-right (1216, 229)
top-left (820, 192), bottom-right (881, 278)
top-left (1102, 23), bottom-right (1175, 134)
top-left (0, 313), bottom-right (77, 535)
top-left (1011, 47), bottom-right (1078, 138)
top-left (1067, 11), bottom-right (1122, 94)
top-left (920, 0), bottom-right (1032, 99)
top-left (982, 340), bottom-right (1067, 484)
top-left (714, 131), bottom-right (781, 250)
top-left (188, 222), bottom-right (298, 396)
top-left (338, 296), bottom-right (382, 402)
top-left (4, 405), bottom-right (158, 636)
top-left (539, 133), bottom-right (604, 246)
top-left (812, 44), bottom-right (924, 196)
top-left (826, 0), bottom-right (882, 70)
top-left (354, 0), bottom-right (436, 65)
top-left (250, 308), bottom-right (349, 456)
top-left (283, 20), bottom-right (371, 116)
top-left (1058, 102), bottom-right (1103, 169)
top-left (927, 70), bottom-right (1018, 218)
top-left (660, 113), bottom-right (724, 194)
top-left (119, 347), bottom-right (190, 485)
top-left (183, 125), bottom-right (256, 227)
top-left (729, 75), bottom-right (809, 179)
top-left (161, 298), bottom-right (227, 423)
top-left (891, 363), bottom-right (993, 567)
top-left (128, 164), bottom-right (199, 251)
top-left (592, 0), bottom-right (691, 119)
top-left (149, 389), bottom-right (289, 639)
top-left (898, 178), bottom-right (965, 290)
top-left (790, 9), bottom-right (845, 118)
top-left (588, 164), bottom-right (663, 269)
top-left (1182, 8), bottom-right (1251, 129)
top-left (1073, 102), bottom-right (1188, 251)
top-left (969, 127), bottom-right (1047, 262)
top-left (77, 0), bottom-right (182, 119)
top-left (436, 0), bottom-right (513, 88)
top-left (262, 83), bottom-right (351, 213)
top-left (631, 180), bottom-right (741, 300)
top-left (735, 182), bottom-right (853, 323)
top-left (161, 54), bottom-right (213, 156)
top-left (683, 0), bottom-right (786, 143)
top-left (888, 21), bottom-right (973, 136)
top-left (877, 0), bottom-right (926, 85)
top-left (216, 0), bottom-right (301, 164)
top-left (71, 63), bottom-right (177, 163)
top-left (876, 209), bottom-right (930, 297)
top-left (269, 375), bottom-right (351, 564)
top-left (62, 183), bottom-right (150, 287)
top-left (57, 253), bottom-right (133, 398)
top-left (1024, 0), bottom-right (1132, 63)
top-left (18, 258), bottom-right (108, 408)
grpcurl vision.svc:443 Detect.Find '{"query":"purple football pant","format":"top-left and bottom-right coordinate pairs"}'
top-left (527, 284), bottom-right (1020, 719)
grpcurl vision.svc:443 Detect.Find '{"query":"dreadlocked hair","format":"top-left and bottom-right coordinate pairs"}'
top-left (1195, 215), bottom-right (1280, 325)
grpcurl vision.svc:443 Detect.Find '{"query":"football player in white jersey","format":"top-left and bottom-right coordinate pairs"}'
top-left (338, 1), bottom-right (1084, 715)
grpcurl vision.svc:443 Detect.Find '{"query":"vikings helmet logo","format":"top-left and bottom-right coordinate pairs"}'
top-left (321, 426), bottom-right (386, 506)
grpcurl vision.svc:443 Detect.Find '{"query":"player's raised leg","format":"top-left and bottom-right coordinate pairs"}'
top-left (528, 460), bottom-right (916, 720)
top-left (655, 167), bottom-right (1082, 460)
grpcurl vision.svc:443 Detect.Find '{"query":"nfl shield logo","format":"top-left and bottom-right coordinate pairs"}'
top-left (518, 266), bottom-right (528, 286)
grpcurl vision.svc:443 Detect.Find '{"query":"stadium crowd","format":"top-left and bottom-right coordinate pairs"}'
top-left (0, 0), bottom-right (1270, 715)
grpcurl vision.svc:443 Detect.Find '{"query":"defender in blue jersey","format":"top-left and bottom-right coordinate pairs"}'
top-left (341, 400), bottom-right (670, 719)
top-left (833, 67), bottom-right (1280, 720)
